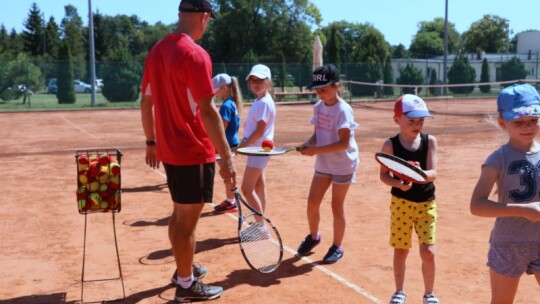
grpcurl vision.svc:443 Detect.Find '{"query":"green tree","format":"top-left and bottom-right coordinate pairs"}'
top-left (44, 16), bottom-right (61, 59)
top-left (351, 26), bottom-right (388, 65)
top-left (462, 15), bottom-right (508, 53)
top-left (382, 56), bottom-right (394, 96)
top-left (206, 0), bottom-right (321, 64)
top-left (326, 25), bottom-right (341, 68)
top-left (101, 48), bottom-right (142, 102)
top-left (61, 5), bottom-right (86, 79)
top-left (397, 64), bottom-right (424, 94)
top-left (411, 18), bottom-right (460, 56)
top-left (409, 31), bottom-right (444, 59)
top-left (0, 25), bottom-right (9, 56)
top-left (428, 68), bottom-right (441, 96)
top-left (320, 21), bottom-right (368, 64)
top-left (479, 58), bottom-right (491, 93)
top-left (21, 2), bottom-right (45, 57)
top-left (391, 44), bottom-right (408, 59)
top-left (500, 56), bottom-right (527, 83)
top-left (0, 53), bottom-right (43, 101)
top-left (56, 41), bottom-right (76, 104)
top-left (447, 55), bottom-right (476, 94)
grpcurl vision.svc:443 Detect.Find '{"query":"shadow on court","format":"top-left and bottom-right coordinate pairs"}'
top-left (0, 293), bottom-right (75, 304)
top-left (122, 183), bottom-right (168, 193)
top-left (212, 256), bottom-right (314, 289)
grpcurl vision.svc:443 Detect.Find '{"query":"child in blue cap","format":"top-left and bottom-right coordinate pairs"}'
top-left (471, 83), bottom-right (540, 303)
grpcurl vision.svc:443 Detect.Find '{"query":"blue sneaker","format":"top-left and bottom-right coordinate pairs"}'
top-left (322, 245), bottom-right (343, 264)
top-left (297, 234), bottom-right (320, 255)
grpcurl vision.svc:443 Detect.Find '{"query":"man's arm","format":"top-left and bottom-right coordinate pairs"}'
top-left (140, 93), bottom-right (159, 169)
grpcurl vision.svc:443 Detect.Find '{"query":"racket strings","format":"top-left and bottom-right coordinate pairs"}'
top-left (239, 219), bottom-right (282, 273)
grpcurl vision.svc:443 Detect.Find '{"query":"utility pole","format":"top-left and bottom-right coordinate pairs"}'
top-left (88, 0), bottom-right (97, 106)
top-left (443, 0), bottom-right (448, 95)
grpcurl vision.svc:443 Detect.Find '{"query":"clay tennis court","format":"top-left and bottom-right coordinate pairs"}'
top-left (0, 97), bottom-right (538, 303)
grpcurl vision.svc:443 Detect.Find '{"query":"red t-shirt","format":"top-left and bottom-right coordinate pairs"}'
top-left (142, 33), bottom-right (216, 165)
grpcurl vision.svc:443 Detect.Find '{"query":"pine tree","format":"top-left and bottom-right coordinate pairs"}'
top-left (383, 56), bottom-right (394, 96)
top-left (327, 26), bottom-right (340, 69)
top-left (57, 41), bottom-right (76, 104)
top-left (479, 58), bottom-right (491, 93)
top-left (22, 2), bottom-right (45, 57)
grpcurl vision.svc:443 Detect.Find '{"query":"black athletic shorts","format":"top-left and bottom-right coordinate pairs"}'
top-left (163, 163), bottom-right (215, 204)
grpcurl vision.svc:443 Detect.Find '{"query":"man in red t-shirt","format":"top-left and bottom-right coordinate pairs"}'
top-left (140, 0), bottom-right (236, 302)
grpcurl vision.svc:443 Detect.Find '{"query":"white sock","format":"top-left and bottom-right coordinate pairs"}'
top-left (178, 273), bottom-right (194, 289)
top-left (226, 198), bottom-right (236, 204)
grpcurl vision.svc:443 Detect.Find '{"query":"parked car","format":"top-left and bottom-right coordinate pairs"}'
top-left (48, 78), bottom-right (100, 93)
top-left (74, 80), bottom-right (92, 93)
top-left (47, 78), bottom-right (57, 94)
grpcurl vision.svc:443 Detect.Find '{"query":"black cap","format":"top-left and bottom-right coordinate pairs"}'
top-left (307, 64), bottom-right (340, 90)
top-left (179, 0), bottom-right (217, 19)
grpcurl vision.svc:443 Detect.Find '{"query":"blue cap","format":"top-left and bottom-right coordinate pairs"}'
top-left (497, 84), bottom-right (540, 121)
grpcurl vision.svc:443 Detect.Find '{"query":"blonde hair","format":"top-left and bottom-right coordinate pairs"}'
top-left (229, 77), bottom-right (243, 115)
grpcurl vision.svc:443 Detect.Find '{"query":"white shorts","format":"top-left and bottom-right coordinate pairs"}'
top-left (246, 156), bottom-right (270, 169)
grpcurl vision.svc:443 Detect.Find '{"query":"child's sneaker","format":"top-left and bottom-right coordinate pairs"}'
top-left (389, 291), bottom-right (407, 304)
top-left (423, 293), bottom-right (439, 304)
top-left (214, 200), bottom-right (237, 213)
top-left (175, 280), bottom-right (223, 303)
top-left (296, 234), bottom-right (321, 255)
top-left (322, 245), bottom-right (343, 263)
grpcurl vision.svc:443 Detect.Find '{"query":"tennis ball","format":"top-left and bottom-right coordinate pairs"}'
top-left (109, 161), bottom-right (120, 176)
top-left (99, 200), bottom-right (109, 210)
top-left (261, 139), bottom-right (274, 152)
top-left (88, 193), bottom-right (100, 209)
top-left (76, 186), bottom-right (89, 200)
top-left (89, 161), bottom-right (100, 177)
top-left (89, 180), bottom-right (100, 192)
top-left (108, 176), bottom-right (120, 190)
top-left (98, 168), bottom-right (109, 184)
top-left (78, 171), bottom-right (89, 185)
top-left (78, 156), bottom-right (89, 171)
top-left (99, 154), bottom-right (111, 166)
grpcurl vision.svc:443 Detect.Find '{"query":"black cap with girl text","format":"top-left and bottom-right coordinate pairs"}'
top-left (307, 64), bottom-right (340, 90)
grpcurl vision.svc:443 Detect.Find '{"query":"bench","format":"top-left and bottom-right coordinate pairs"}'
top-left (274, 87), bottom-right (315, 102)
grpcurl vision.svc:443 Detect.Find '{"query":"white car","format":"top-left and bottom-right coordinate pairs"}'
top-left (74, 80), bottom-right (92, 93)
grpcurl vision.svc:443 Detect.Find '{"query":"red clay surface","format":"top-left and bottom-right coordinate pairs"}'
top-left (0, 98), bottom-right (538, 303)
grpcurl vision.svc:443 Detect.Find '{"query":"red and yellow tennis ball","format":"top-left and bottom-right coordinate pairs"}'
top-left (109, 161), bottom-right (120, 176)
top-left (89, 180), bottom-right (100, 192)
top-left (99, 154), bottom-right (112, 166)
top-left (79, 171), bottom-right (89, 185)
top-left (88, 192), bottom-right (101, 209)
top-left (88, 161), bottom-right (100, 177)
top-left (78, 156), bottom-right (89, 171)
top-left (98, 167), bottom-right (109, 183)
top-left (108, 176), bottom-right (120, 190)
top-left (76, 186), bottom-right (89, 200)
top-left (261, 139), bottom-right (274, 152)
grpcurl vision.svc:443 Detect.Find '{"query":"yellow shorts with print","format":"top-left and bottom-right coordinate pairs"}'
top-left (389, 196), bottom-right (437, 249)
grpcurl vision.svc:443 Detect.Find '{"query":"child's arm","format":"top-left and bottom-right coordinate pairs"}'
top-left (470, 165), bottom-right (540, 222)
top-left (379, 140), bottom-right (412, 191)
top-left (423, 135), bottom-right (438, 182)
top-left (298, 128), bottom-right (316, 151)
top-left (238, 120), bottom-right (267, 148)
top-left (300, 127), bottom-right (350, 156)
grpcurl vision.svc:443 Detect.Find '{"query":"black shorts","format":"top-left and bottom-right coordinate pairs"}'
top-left (163, 163), bottom-right (215, 204)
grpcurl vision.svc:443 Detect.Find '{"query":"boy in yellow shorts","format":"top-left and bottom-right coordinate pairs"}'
top-left (378, 95), bottom-right (439, 304)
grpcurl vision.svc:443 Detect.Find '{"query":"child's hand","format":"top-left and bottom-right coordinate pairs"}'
top-left (300, 146), bottom-right (316, 156)
top-left (398, 180), bottom-right (413, 191)
top-left (407, 160), bottom-right (421, 168)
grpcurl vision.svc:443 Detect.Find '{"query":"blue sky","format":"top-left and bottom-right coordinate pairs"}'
top-left (2, 0), bottom-right (539, 48)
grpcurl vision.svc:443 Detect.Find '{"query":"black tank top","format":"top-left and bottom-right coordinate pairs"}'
top-left (390, 133), bottom-right (435, 202)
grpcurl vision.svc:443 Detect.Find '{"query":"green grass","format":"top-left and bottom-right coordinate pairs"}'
top-left (0, 93), bottom-right (141, 111)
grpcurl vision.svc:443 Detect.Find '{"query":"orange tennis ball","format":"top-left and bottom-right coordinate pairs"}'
top-left (261, 139), bottom-right (274, 152)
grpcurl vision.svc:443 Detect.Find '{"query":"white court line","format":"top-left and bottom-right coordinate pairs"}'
top-left (60, 115), bottom-right (99, 139)
top-left (152, 168), bottom-right (384, 303)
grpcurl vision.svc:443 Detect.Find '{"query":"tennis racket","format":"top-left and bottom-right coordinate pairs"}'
top-left (375, 152), bottom-right (428, 184)
top-left (236, 146), bottom-right (299, 156)
top-left (232, 188), bottom-right (283, 273)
